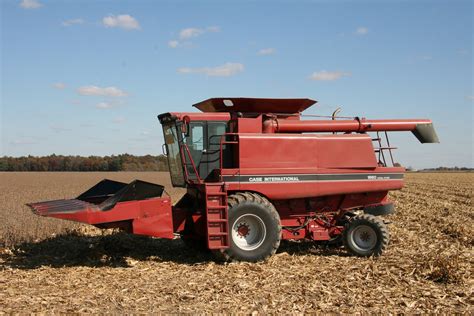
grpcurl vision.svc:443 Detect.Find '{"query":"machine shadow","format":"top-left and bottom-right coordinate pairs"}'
top-left (3, 233), bottom-right (349, 270)
top-left (3, 231), bottom-right (214, 269)
top-left (277, 240), bottom-right (349, 257)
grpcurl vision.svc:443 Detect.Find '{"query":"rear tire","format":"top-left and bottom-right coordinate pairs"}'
top-left (217, 192), bottom-right (281, 262)
top-left (343, 214), bottom-right (389, 257)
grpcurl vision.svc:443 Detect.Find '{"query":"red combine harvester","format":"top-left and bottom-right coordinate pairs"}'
top-left (28, 98), bottom-right (439, 262)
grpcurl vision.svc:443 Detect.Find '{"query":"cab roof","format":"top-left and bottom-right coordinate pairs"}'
top-left (158, 112), bottom-right (230, 123)
top-left (193, 97), bottom-right (317, 114)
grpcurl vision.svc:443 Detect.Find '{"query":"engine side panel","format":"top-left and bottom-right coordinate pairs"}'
top-left (222, 133), bottom-right (403, 200)
top-left (238, 133), bottom-right (377, 169)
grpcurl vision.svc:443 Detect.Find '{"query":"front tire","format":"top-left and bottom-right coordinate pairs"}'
top-left (343, 214), bottom-right (389, 257)
top-left (218, 192), bottom-right (281, 262)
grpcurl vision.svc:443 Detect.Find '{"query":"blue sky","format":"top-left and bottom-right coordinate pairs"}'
top-left (1, 0), bottom-right (472, 168)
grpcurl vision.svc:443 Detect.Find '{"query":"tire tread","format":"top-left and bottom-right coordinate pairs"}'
top-left (217, 192), bottom-right (281, 262)
top-left (343, 214), bottom-right (389, 257)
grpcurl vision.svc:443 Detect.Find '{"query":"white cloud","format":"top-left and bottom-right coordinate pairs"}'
top-left (177, 62), bottom-right (244, 77)
top-left (466, 95), bottom-right (474, 101)
top-left (77, 86), bottom-right (128, 97)
top-left (96, 102), bottom-right (114, 109)
top-left (309, 70), bottom-right (351, 81)
top-left (169, 26), bottom-right (219, 49)
top-left (20, 0), bottom-right (42, 9)
top-left (102, 14), bottom-right (140, 30)
top-left (168, 40), bottom-right (179, 48)
top-left (178, 26), bottom-right (220, 40)
top-left (62, 18), bottom-right (84, 26)
top-left (257, 48), bottom-right (276, 56)
top-left (52, 82), bottom-right (66, 89)
top-left (179, 28), bottom-right (204, 39)
top-left (355, 27), bottom-right (369, 35)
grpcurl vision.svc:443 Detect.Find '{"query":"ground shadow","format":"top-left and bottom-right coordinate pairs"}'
top-left (2, 232), bottom-right (214, 269)
top-left (278, 239), bottom-right (349, 257)
top-left (2, 232), bottom-right (348, 270)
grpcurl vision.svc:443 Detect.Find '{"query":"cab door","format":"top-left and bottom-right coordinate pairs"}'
top-left (185, 122), bottom-right (205, 181)
top-left (186, 121), bottom-right (227, 180)
top-left (201, 122), bottom-right (227, 179)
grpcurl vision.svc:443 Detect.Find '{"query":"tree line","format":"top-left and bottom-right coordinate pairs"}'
top-left (0, 154), bottom-right (169, 172)
top-left (1, 155), bottom-right (471, 172)
top-left (418, 166), bottom-right (473, 172)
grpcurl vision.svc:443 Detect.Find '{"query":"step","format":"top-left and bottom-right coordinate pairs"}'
top-left (207, 206), bottom-right (227, 210)
top-left (208, 232), bottom-right (228, 237)
top-left (207, 219), bottom-right (228, 223)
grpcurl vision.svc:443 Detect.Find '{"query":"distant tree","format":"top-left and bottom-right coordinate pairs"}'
top-left (0, 154), bottom-right (170, 172)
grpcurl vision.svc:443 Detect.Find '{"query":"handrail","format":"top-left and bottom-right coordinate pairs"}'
top-left (180, 143), bottom-right (202, 184)
top-left (384, 131), bottom-right (395, 165)
top-left (374, 131), bottom-right (396, 167)
top-left (219, 133), bottom-right (239, 179)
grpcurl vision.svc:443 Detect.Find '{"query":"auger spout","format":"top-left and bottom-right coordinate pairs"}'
top-left (263, 118), bottom-right (439, 143)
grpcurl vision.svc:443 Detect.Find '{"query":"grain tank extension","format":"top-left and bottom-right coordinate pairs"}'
top-left (28, 98), bottom-right (439, 262)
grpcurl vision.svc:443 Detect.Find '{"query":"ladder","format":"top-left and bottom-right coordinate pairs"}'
top-left (372, 131), bottom-right (396, 167)
top-left (204, 183), bottom-right (230, 249)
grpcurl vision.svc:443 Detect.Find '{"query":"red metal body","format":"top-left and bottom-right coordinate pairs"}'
top-left (30, 197), bottom-right (174, 238)
top-left (28, 97), bottom-right (439, 251)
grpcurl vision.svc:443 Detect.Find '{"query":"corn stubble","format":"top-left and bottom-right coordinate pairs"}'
top-left (0, 172), bottom-right (472, 313)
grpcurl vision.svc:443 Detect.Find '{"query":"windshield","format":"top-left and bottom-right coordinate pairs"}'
top-left (163, 122), bottom-right (186, 187)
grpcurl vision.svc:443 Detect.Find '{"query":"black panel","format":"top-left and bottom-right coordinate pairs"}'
top-left (77, 179), bottom-right (128, 204)
top-left (99, 180), bottom-right (165, 210)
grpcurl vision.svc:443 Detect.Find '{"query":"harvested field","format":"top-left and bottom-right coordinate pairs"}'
top-left (0, 172), bottom-right (473, 313)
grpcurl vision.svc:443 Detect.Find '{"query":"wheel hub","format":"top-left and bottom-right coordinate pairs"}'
top-left (237, 223), bottom-right (250, 238)
top-left (350, 225), bottom-right (377, 251)
top-left (231, 214), bottom-right (267, 251)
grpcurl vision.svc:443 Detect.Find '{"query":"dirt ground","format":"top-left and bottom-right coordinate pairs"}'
top-left (0, 172), bottom-right (472, 313)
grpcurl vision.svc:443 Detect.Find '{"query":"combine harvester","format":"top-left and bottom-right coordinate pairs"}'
top-left (28, 98), bottom-right (439, 262)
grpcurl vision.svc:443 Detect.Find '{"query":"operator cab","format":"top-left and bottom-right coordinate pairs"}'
top-left (158, 112), bottom-right (231, 187)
